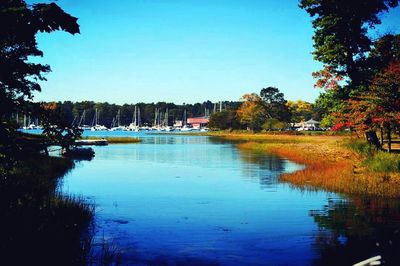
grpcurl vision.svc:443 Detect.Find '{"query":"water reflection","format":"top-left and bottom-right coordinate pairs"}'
top-left (239, 149), bottom-right (285, 191)
top-left (311, 197), bottom-right (400, 265)
top-left (63, 135), bottom-right (400, 265)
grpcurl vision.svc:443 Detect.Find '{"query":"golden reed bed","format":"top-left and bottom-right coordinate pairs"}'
top-left (208, 133), bottom-right (400, 198)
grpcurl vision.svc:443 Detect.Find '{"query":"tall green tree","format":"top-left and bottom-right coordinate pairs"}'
top-left (300, 0), bottom-right (398, 87)
top-left (260, 87), bottom-right (291, 122)
top-left (208, 110), bottom-right (241, 130)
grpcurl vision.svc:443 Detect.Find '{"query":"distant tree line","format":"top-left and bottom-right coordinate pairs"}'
top-left (35, 100), bottom-right (242, 127)
top-left (208, 87), bottom-right (323, 131)
top-left (38, 95), bottom-right (323, 131)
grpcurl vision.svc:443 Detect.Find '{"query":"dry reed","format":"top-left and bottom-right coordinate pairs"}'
top-left (213, 133), bottom-right (400, 198)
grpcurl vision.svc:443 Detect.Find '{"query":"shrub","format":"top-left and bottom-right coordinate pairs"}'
top-left (365, 152), bottom-right (400, 172)
top-left (345, 139), bottom-right (376, 157)
top-left (262, 118), bottom-right (286, 131)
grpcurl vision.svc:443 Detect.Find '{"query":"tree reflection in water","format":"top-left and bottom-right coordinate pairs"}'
top-left (239, 149), bottom-right (285, 190)
top-left (234, 141), bottom-right (400, 265)
top-left (311, 197), bottom-right (400, 266)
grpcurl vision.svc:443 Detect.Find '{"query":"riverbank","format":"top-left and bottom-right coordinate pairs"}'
top-left (205, 132), bottom-right (400, 198)
top-left (1, 155), bottom-right (94, 265)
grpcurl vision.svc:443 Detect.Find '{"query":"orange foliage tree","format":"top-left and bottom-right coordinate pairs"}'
top-left (236, 93), bottom-right (266, 131)
top-left (340, 61), bottom-right (400, 148)
top-left (312, 65), bottom-right (344, 91)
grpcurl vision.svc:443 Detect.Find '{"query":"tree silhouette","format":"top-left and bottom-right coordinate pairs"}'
top-left (0, 1), bottom-right (80, 170)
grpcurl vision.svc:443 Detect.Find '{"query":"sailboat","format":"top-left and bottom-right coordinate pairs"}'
top-left (200, 107), bottom-right (209, 132)
top-left (164, 108), bottom-right (174, 131)
top-left (151, 107), bottom-right (161, 131)
top-left (180, 109), bottom-right (193, 132)
top-left (127, 106), bottom-right (141, 131)
top-left (110, 110), bottom-right (126, 131)
top-left (78, 110), bottom-right (91, 130)
top-left (91, 108), bottom-right (108, 131)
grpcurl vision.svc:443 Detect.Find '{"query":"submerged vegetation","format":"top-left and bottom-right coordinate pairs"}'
top-left (206, 132), bottom-right (400, 197)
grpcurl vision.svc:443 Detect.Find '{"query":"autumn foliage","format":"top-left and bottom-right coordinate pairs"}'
top-left (312, 65), bottom-right (344, 90)
top-left (338, 61), bottom-right (400, 133)
top-left (236, 93), bottom-right (266, 131)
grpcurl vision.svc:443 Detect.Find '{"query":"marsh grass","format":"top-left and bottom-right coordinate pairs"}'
top-left (217, 132), bottom-right (400, 197)
top-left (0, 155), bottom-right (96, 265)
top-left (344, 139), bottom-right (400, 173)
top-left (365, 152), bottom-right (400, 172)
top-left (82, 136), bottom-right (141, 144)
top-left (344, 139), bottom-right (375, 157)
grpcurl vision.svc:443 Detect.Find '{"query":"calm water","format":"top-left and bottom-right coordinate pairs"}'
top-left (60, 134), bottom-right (400, 265)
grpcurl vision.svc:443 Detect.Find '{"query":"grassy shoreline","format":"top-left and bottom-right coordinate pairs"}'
top-left (204, 131), bottom-right (400, 198)
top-left (82, 136), bottom-right (141, 144)
top-left (1, 155), bottom-right (94, 264)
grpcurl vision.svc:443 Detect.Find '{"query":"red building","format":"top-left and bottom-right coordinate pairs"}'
top-left (187, 116), bottom-right (209, 129)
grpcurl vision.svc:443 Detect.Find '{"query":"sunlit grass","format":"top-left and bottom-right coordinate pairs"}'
top-left (344, 139), bottom-right (400, 173)
top-left (365, 152), bottom-right (400, 172)
top-left (215, 132), bottom-right (400, 198)
top-left (82, 136), bottom-right (141, 144)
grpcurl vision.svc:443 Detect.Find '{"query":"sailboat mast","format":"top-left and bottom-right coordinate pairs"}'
top-left (165, 108), bottom-right (168, 126)
top-left (117, 110), bottom-right (120, 127)
top-left (92, 109), bottom-right (96, 127)
top-left (138, 107), bottom-right (141, 127)
top-left (79, 110), bottom-right (85, 126)
top-left (133, 106), bottom-right (137, 127)
top-left (154, 108), bottom-right (158, 126)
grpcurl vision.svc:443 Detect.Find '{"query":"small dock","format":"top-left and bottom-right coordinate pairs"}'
top-left (75, 139), bottom-right (109, 146)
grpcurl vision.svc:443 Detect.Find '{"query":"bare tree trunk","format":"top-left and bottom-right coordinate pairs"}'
top-left (380, 127), bottom-right (384, 146)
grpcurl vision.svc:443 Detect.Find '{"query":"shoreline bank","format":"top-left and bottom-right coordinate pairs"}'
top-left (205, 132), bottom-right (400, 198)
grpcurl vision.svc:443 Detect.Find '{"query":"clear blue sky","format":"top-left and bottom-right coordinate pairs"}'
top-left (32, 0), bottom-right (400, 104)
